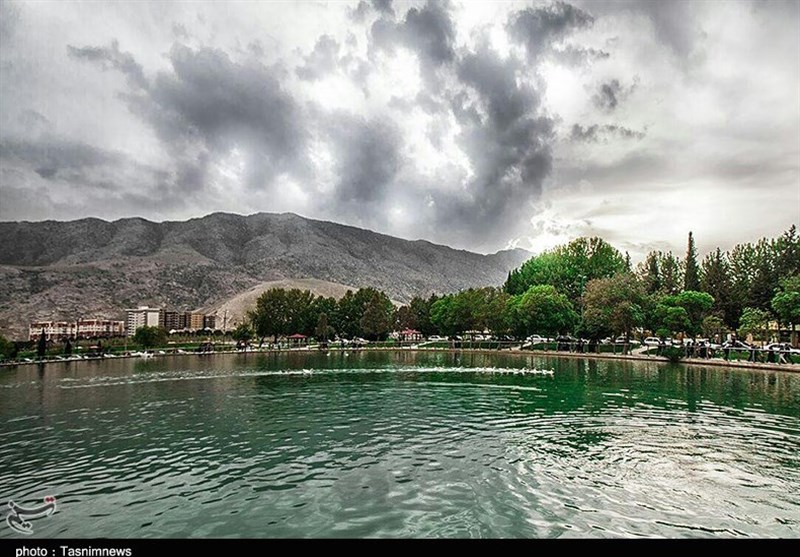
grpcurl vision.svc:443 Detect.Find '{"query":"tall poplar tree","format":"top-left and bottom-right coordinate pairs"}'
top-left (684, 231), bottom-right (700, 292)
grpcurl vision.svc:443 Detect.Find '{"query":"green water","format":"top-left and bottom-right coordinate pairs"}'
top-left (1, 351), bottom-right (799, 538)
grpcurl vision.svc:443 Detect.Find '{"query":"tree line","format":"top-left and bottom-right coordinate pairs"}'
top-left (240, 226), bottom-right (799, 344)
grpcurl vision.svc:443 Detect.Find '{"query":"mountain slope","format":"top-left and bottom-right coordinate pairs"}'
top-left (0, 212), bottom-right (530, 339)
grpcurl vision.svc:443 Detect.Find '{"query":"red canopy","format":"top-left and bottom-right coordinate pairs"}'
top-left (401, 329), bottom-right (421, 335)
top-left (287, 333), bottom-right (307, 339)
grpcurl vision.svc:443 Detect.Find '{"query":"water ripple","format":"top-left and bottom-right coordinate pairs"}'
top-left (1, 351), bottom-right (799, 538)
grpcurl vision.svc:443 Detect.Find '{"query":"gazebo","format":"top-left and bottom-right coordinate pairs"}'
top-left (287, 333), bottom-right (307, 347)
top-left (399, 329), bottom-right (423, 343)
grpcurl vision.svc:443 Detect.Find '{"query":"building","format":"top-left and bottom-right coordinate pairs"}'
top-left (28, 321), bottom-right (77, 341)
top-left (76, 319), bottom-right (125, 339)
top-left (162, 311), bottom-right (181, 332)
top-left (398, 329), bottom-right (423, 342)
top-left (126, 306), bottom-right (162, 336)
top-left (204, 314), bottom-right (217, 330)
top-left (184, 312), bottom-right (205, 331)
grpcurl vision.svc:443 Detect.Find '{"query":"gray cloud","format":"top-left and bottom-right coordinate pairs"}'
top-left (370, 0), bottom-right (455, 82)
top-left (67, 40), bottom-right (148, 89)
top-left (0, 0), bottom-right (21, 47)
top-left (143, 44), bottom-right (308, 189)
top-left (321, 113), bottom-right (402, 207)
top-left (570, 123), bottom-right (645, 142)
top-left (551, 44), bottom-right (610, 65)
top-left (296, 35), bottom-right (340, 81)
top-left (0, 136), bottom-right (174, 208)
top-left (592, 78), bottom-right (636, 111)
top-left (444, 44), bottom-right (554, 240)
top-left (372, 0), bottom-right (394, 16)
top-left (507, 1), bottom-right (594, 61)
top-left (1, 0), bottom-right (797, 258)
top-left (171, 22), bottom-right (189, 40)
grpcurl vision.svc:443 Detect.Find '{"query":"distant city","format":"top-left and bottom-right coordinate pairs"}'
top-left (29, 306), bottom-right (221, 341)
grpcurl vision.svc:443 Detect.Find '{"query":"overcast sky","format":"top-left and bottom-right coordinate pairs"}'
top-left (1, 0), bottom-right (798, 258)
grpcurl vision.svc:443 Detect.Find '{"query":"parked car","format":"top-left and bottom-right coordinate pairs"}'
top-left (527, 335), bottom-right (548, 345)
top-left (643, 336), bottom-right (662, 347)
top-left (721, 340), bottom-right (755, 350)
top-left (764, 342), bottom-right (800, 354)
top-left (427, 335), bottom-right (446, 342)
top-left (614, 336), bottom-right (640, 345)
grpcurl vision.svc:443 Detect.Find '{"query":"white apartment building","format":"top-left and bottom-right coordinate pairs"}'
top-left (125, 306), bottom-right (162, 336)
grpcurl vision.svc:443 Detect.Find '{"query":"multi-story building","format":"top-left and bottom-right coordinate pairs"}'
top-left (76, 319), bottom-right (125, 339)
top-left (28, 321), bottom-right (77, 341)
top-left (187, 312), bottom-right (206, 331)
top-left (162, 310), bottom-right (181, 332)
top-left (204, 314), bottom-right (217, 330)
top-left (125, 306), bottom-right (162, 336)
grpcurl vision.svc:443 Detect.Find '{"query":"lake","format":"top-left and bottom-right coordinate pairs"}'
top-left (1, 350), bottom-right (799, 538)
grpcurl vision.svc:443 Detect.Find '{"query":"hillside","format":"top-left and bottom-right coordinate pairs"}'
top-left (0, 212), bottom-right (530, 339)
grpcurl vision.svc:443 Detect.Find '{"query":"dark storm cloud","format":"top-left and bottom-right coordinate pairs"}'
top-left (0, 136), bottom-right (170, 194)
top-left (370, 0), bottom-right (455, 80)
top-left (551, 44), bottom-right (610, 65)
top-left (296, 35), bottom-right (341, 81)
top-left (140, 43), bottom-right (309, 189)
top-left (507, 1), bottom-right (594, 61)
top-left (66, 39), bottom-right (314, 201)
top-left (350, 0), bottom-right (395, 21)
top-left (570, 123), bottom-right (645, 142)
top-left (320, 113), bottom-right (402, 206)
top-left (67, 40), bottom-right (148, 90)
top-left (372, 0), bottom-right (394, 16)
top-left (592, 79), bottom-right (635, 111)
top-left (2, 137), bottom-right (131, 179)
top-left (443, 45), bottom-right (555, 230)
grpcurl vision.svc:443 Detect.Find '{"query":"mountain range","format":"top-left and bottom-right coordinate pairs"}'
top-left (0, 212), bottom-right (530, 339)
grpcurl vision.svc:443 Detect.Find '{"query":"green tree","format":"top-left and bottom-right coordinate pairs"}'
top-left (684, 231), bottom-right (700, 291)
top-left (504, 237), bottom-right (625, 306)
top-left (772, 275), bottom-right (800, 341)
top-left (249, 288), bottom-right (318, 340)
top-left (231, 323), bottom-right (253, 343)
top-left (250, 288), bottom-right (292, 342)
top-left (738, 307), bottom-right (771, 343)
top-left (360, 291), bottom-right (393, 340)
top-left (315, 313), bottom-right (333, 343)
top-left (0, 335), bottom-right (12, 361)
top-left (701, 315), bottom-right (726, 340)
top-left (133, 326), bottom-right (167, 349)
top-left (701, 248), bottom-right (737, 328)
top-left (36, 329), bottom-right (47, 359)
top-left (659, 252), bottom-right (682, 295)
top-left (407, 295), bottom-right (438, 336)
top-left (674, 291), bottom-right (715, 337)
top-left (638, 251), bottom-right (662, 294)
top-left (657, 306), bottom-right (691, 337)
top-left (582, 274), bottom-right (646, 340)
top-left (395, 305), bottom-right (416, 330)
top-left (653, 291), bottom-right (714, 337)
top-left (512, 285), bottom-right (577, 338)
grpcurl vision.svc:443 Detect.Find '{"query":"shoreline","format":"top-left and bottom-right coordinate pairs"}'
top-left (2, 345), bottom-right (799, 374)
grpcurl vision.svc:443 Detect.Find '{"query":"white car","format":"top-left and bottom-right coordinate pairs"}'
top-left (764, 343), bottom-right (800, 354)
top-left (615, 336), bottom-right (640, 345)
top-left (527, 335), bottom-right (548, 344)
top-left (643, 337), bottom-right (662, 347)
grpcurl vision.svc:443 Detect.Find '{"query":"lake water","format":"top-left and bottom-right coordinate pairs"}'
top-left (1, 350), bottom-right (799, 538)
